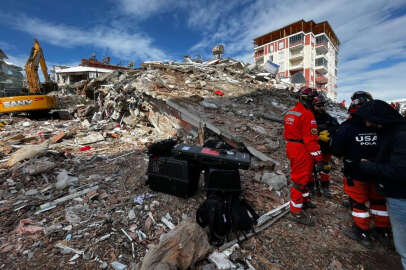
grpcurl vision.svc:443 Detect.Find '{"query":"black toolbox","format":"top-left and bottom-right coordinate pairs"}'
top-left (147, 156), bottom-right (201, 198)
top-left (171, 144), bottom-right (251, 170)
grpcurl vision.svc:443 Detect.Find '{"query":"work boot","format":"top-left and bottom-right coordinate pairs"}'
top-left (372, 227), bottom-right (395, 250)
top-left (321, 182), bottom-right (332, 199)
top-left (308, 182), bottom-right (315, 197)
top-left (343, 225), bottom-right (372, 248)
top-left (287, 212), bottom-right (315, 226)
top-left (303, 201), bottom-right (317, 209)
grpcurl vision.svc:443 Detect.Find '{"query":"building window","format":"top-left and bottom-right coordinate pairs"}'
top-left (269, 55), bottom-right (274, 62)
top-left (315, 58), bottom-right (328, 67)
top-left (269, 45), bottom-right (273, 53)
top-left (316, 35), bottom-right (328, 45)
top-left (278, 41), bottom-right (285, 50)
top-left (289, 33), bottom-right (304, 45)
top-left (255, 49), bottom-right (264, 58)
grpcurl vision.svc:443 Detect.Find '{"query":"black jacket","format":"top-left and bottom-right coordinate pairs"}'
top-left (330, 115), bottom-right (379, 181)
top-left (315, 111), bottom-right (339, 154)
top-left (356, 100), bottom-right (406, 199)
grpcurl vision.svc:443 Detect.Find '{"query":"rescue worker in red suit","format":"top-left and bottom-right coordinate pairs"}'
top-left (331, 91), bottom-right (391, 248)
top-left (283, 87), bottom-right (325, 226)
top-left (309, 94), bottom-right (339, 198)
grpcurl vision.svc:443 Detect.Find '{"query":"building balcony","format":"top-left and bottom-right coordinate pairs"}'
top-left (315, 42), bottom-right (328, 54)
top-left (254, 50), bottom-right (265, 58)
top-left (289, 51), bottom-right (304, 61)
top-left (289, 61), bottom-right (304, 71)
top-left (315, 57), bottom-right (328, 74)
top-left (315, 65), bottom-right (328, 74)
top-left (316, 74), bottom-right (328, 84)
top-left (289, 40), bottom-right (304, 50)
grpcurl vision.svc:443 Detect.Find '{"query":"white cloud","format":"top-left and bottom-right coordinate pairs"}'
top-left (6, 54), bottom-right (27, 68)
top-left (2, 14), bottom-right (168, 62)
top-left (185, 0), bottom-right (406, 102)
top-left (117, 0), bottom-right (184, 18)
top-left (0, 41), bottom-right (15, 52)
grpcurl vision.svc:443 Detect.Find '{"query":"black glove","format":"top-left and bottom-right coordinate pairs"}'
top-left (343, 159), bottom-right (360, 176)
top-left (314, 161), bottom-right (326, 173)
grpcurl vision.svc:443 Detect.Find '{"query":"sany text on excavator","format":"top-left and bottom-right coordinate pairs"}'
top-left (0, 39), bottom-right (58, 114)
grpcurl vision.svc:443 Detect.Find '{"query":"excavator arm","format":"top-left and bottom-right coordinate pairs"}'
top-left (24, 39), bottom-right (55, 94)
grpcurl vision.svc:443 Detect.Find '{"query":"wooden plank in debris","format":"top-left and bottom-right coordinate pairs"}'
top-left (198, 122), bottom-right (205, 146)
top-left (38, 185), bottom-right (99, 211)
top-left (245, 145), bottom-right (280, 166)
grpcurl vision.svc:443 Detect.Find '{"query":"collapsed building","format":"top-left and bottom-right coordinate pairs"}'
top-left (0, 49), bottom-right (24, 94)
top-left (54, 55), bottom-right (134, 87)
top-left (1, 55), bottom-right (400, 270)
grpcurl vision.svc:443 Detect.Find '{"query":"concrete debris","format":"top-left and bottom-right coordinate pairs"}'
top-left (208, 244), bottom-right (239, 269)
top-left (55, 242), bottom-right (84, 255)
top-left (55, 170), bottom-right (79, 190)
top-left (44, 223), bottom-right (63, 235)
top-left (22, 159), bottom-right (56, 175)
top-left (261, 172), bottom-right (287, 191)
top-left (15, 219), bottom-right (43, 235)
top-left (111, 261), bottom-right (127, 270)
top-left (140, 220), bottom-right (210, 270)
top-left (65, 204), bottom-right (89, 225)
top-left (7, 141), bottom-right (49, 167)
top-left (75, 132), bottom-right (105, 145)
top-left (38, 185), bottom-right (99, 211)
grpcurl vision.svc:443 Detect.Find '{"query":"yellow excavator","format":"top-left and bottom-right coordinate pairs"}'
top-left (0, 39), bottom-right (58, 114)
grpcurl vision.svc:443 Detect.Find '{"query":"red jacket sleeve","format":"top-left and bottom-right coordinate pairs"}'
top-left (302, 110), bottom-right (322, 162)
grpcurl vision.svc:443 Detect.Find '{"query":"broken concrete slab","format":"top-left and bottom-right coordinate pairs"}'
top-left (55, 170), bottom-right (79, 190)
top-left (75, 133), bottom-right (105, 145)
top-left (261, 172), bottom-right (287, 191)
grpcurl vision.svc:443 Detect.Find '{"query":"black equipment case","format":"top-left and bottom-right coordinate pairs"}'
top-left (147, 156), bottom-right (201, 198)
top-left (204, 168), bottom-right (241, 195)
top-left (171, 144), bottom-right (251, 170)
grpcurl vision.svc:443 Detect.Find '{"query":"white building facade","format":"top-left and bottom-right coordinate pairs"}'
top-left (54, 66), bottom-right (112, 86)
top-left (254, 20), bottom-right (340, 100)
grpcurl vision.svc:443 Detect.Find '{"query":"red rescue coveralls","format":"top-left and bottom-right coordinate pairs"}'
top-left (284, 102), bottom-right (322, 214)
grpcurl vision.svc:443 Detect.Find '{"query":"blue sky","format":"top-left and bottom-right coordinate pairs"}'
top-left (1, 0), bottom-right (406, 103)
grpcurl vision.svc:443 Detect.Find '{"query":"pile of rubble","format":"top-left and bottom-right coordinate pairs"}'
top-left (2, 58), bottom-right (400, 270)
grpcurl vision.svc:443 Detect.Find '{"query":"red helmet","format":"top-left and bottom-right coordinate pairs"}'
top-left (349, 91), bottom-right (373, 114)
top-left (298, 86), bottom-right (316, 108)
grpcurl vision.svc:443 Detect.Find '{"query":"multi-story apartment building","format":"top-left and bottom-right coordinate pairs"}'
top-left (253, 20), bottom-right (340, 100)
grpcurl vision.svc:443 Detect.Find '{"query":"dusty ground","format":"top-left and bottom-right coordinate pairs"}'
top-left (0, 136), bottom-right (402, 270)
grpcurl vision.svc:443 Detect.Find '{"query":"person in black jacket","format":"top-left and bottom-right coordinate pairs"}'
top-left (354, 100), bottom-right (406, 269)
top-left (330, 91), bottom-right (391, 248)
top-left (310, 94), bottom-right (339, 198)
